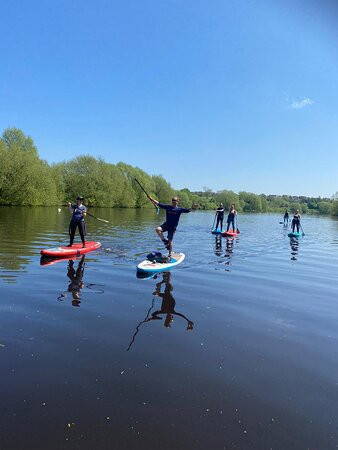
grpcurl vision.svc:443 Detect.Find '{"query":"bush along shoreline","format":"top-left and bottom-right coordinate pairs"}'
top-left (0, 127), bottom-right (337, 215)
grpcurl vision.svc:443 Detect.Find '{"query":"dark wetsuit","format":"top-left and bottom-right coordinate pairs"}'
top-left (284, 212), bottom-right (289, 225)
top-left (227, 210), bottom-right (236, 231)
top-left (216, 207), bottom-right (224, 230)
top-left (69, 204), bottom-right (87, 246)
top-left (158, 203), bottom-right (190, 240)
top-left (292, 214), bottom-right (300, 232)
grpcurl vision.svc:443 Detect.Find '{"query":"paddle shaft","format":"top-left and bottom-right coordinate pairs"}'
top-left (134, 178), bottom-right (159, 213)
top-left (84, 212), bottom-right (109, 223)
top-left (211, 212), bottom-right (217, 231)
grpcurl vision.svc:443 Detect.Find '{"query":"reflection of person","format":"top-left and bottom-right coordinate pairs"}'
top-left (151, 272), bottom-right (194, 329)
top-left (148, 196), bottom-right (190, 259)
top-left (215, 203), bottom-right (224, 230)
top-left (226, 204), bottom-right (237, 232)
top-left (290, 237), bottom-right (299, 261)
top-left (68, 196), bottom-right (87, 247)
top-left (127, 272), bottom-right (194, 351)
top-left (283, 209), bottom-right (289, 225)
top-left (62, 256), bottom-right (85, 307)
top-left (214, 236), bottom-right (222, 256)
top-left (291, 210), bottom-right (301, 233)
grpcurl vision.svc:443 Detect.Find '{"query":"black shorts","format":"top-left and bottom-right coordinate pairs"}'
top-left (160, 223), bottom-right (176, 241)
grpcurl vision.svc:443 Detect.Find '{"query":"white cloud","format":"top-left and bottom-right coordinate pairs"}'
top-left (290, 98), bottom-right (314, 109)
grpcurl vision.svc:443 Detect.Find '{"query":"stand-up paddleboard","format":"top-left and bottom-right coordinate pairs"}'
top-left (288, 232), bottom-right (302, 238)
top-left (222, 230), bottom-right (239, 237)
top-left (211, 228), bottom-right (224, 235)
top-left (40, 241), bottom-right (101, 258)
top-left (137, 252), bottom-right (185, 273)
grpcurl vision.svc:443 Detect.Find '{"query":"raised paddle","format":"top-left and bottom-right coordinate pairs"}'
top-left (134, 178), bottom-right (160, 214)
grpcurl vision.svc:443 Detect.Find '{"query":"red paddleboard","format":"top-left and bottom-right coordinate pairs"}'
top-left (222, 230), bottom-right (239, 237)
top-left (40, 241), bottom-right (101, 258)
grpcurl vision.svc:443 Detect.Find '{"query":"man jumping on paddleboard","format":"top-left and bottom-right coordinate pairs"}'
top-left (68, 196), bottom-right (87, 247)
top-left (148, 195), bottom-right (190, 258)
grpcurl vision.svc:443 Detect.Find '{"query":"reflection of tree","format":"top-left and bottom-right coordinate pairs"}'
top-left (127, 272), bottom-right (194, 351)
top-left (58, 256), bottom-right (85, 307)
top-left (0, 206), bottom-right (65, 274)
top-left (290, 237), bottom-right (299, 261)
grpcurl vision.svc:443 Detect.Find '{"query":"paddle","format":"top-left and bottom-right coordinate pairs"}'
top-left (236, 215), bottom-right (240, 233)
top-left (134, 178), bottom-right (160, 214)
top-left (86, 212), bottom-right (109, 223)
top-left (300, 223), bottom-right (305, 236)
top-left (211, 212), bottom-right (217, 231)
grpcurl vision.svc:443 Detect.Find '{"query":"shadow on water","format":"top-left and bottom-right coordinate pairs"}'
top-left (127, 271), bottom-right (194, 351)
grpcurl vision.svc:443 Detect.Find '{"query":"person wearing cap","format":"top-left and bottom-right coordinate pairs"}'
top-left (67, 196), bottom-right (87, 247)
top-left (148, 195), bottom-right (190, 259)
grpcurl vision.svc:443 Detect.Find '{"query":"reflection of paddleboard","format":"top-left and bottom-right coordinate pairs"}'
top-left (40, 241), bottom-right (101, 258)
top-left (222, 230), bottom-right (239, 237)
top-left (40, 255), bottom-right (79, 266)
top-left (137, 252), bottom-right (185, 273)
top-left (211, 229), bottom-right (224, 235)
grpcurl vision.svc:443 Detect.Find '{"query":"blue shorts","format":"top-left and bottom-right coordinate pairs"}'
top-left (160, 223), bottom-right (176, 241)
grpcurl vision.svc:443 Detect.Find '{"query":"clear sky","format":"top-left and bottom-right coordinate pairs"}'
top-left (1, 0), bottom-right (337, 197)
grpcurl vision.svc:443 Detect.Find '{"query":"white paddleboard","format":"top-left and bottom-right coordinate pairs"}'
top-left (137, 252), bottom-right (185, 273)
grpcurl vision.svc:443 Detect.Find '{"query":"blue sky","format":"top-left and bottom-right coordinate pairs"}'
top-left (1, 0), bottom-right (337, 197)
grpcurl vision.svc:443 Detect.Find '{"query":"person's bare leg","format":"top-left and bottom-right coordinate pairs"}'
top-left (156, 227), bottom-right (164, 241)
top-left (167, 240), bottom-right (173, 258)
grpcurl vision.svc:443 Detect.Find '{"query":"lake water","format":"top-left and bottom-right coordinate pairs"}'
top-left (0, 207), bottom-right (337, 449)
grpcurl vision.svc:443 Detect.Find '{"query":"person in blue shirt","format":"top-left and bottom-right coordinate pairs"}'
top-left (67, 196), bottom-right (87, 247)
top-left (148, 195), bottom-right (190, 258)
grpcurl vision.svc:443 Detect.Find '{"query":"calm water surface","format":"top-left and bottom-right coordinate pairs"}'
top-left (0, 207), bottom-right (338, 449)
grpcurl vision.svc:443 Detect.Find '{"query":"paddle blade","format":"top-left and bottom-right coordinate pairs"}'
top-left (236, 228), bottom-right (240, 233)
top-left (97, 218), bottom-right (109, 223)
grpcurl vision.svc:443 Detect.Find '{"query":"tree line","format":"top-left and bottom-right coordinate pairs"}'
top-left (0, 127), bottom-right (337, 216)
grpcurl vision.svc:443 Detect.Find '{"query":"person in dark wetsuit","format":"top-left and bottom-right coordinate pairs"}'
top-left (291, 209), bottom-right (301, 233)
top-left (215, 203), bottom-right (224, 231)
top-left (283, 209), bottom-right (289, 225)
top-left (68, 196), bottom-right (87, 247)
top-left (226, 204), bottom-right (237, 232)
top-left (148, 195), bottom-right (190, 258)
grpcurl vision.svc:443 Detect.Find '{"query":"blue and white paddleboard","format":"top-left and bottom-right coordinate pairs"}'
top-left (137, 252), bottom-right (185, 273)
top-left (211, 229), bottom-right (224, 235)
top-left (288, 232), bottom-right (302, 238)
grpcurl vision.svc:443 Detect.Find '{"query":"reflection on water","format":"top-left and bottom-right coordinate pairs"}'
top-left (290, 237), bottom-right (300, 261)
top-left (127, 272), bottom-right (194, 351)
top-left (1, 209), bottom-right (338, 449)
top-left (214, 236), bottom-right (222, 256)
top-left (58, 256), bottom-right (86, 307)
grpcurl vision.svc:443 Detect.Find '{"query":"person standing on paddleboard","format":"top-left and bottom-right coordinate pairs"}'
top-left (148, 195), bottom-right (190, 258)
top-left (226, 204), bottom-right (237, 232)
top-left (68, 196), bottom-right (87, 247)
top-left (215, 203), bottom-right (224, 231)
top-left (283, 209), bottom-right (289, 225)
top-left (291, 209), bottom-right (301, 233)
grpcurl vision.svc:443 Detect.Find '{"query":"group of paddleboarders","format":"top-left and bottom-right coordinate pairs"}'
top-left (215, 203), bottom-right (238, 232)
top-left (67, 195), bottom-right (302, 257)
